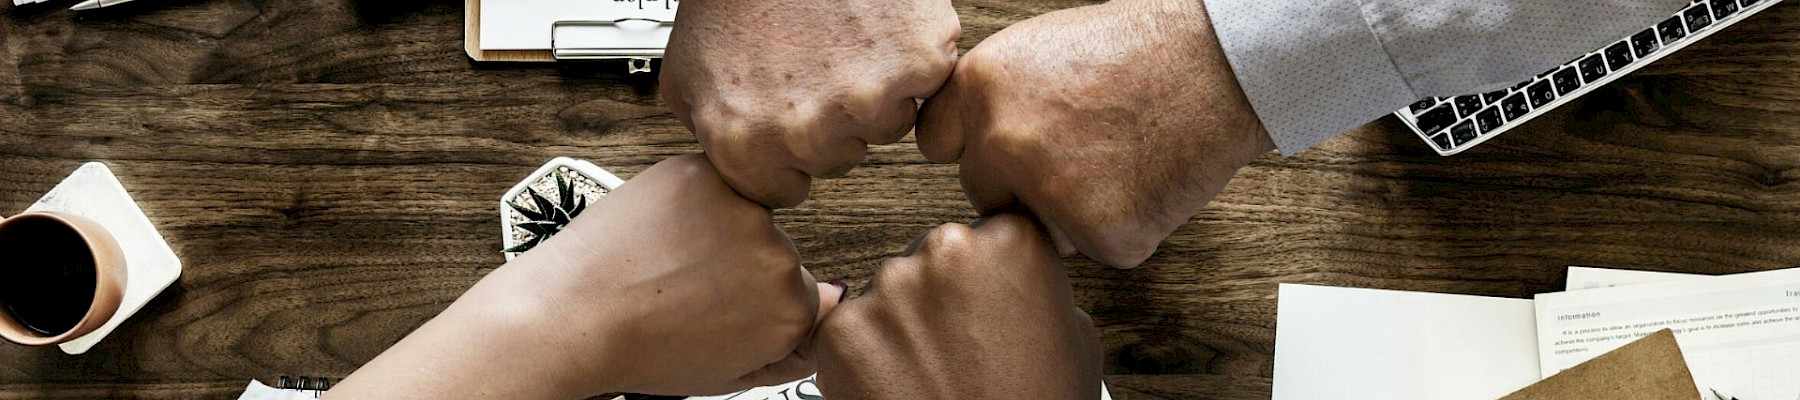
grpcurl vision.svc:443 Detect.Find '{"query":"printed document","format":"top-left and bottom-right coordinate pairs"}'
top-left (1536, 267), bottom-right (1800, 399)
top-left (1564, 266), bottom-right (1701, 291)
top-left (1275, 266), bottom-right (1800, 400)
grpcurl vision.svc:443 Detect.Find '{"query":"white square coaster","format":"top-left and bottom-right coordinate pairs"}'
top-left (20, 162), bottom-right (183, 355)
top-left (499, 157), bottom-right (624, 261)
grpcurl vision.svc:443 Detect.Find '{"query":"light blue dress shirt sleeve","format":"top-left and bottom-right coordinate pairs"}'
top-left (1202, 0), bottom-right (1689, 155)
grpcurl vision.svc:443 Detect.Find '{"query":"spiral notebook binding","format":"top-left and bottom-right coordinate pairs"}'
top-left (275, 375), bottom-right (334, 392)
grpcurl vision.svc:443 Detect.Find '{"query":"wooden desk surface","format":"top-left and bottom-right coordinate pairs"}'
top-left (2, 1), bottom-right (1798, 399)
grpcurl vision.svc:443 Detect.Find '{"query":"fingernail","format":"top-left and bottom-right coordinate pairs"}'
top-left (828, 279), bottom-right (849, 301)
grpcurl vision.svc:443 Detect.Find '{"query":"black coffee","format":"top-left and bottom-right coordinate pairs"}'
top-left (0, 217), bottom-right (97, 336)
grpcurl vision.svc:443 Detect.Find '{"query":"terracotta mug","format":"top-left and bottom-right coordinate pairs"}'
top-left (0, 211), bottom-right (128, 346)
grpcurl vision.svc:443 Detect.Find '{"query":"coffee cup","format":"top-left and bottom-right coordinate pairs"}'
top-left (0, 211), bottom-right (128, 346)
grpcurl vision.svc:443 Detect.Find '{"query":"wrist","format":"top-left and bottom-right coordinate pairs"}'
top-left (328, 259), bottom-right (629, 400)
top-left (1103, 0), bottom-right (1274, 159)
top-left (1118, 0), bottom-right (1212, 50)
top-left (466, 256), bottom-right (634, 396)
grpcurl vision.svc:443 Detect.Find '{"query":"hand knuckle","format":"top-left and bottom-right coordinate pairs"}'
top-left (980, 214), bottom-right (1039, 242)
top-left (957, 44), bottom-right (1002, 77)
top-left (871, 256), bottom-right (925, 293)
top-left (819, 302), bottom-right (870, 337)
top-left (697, 122), bottom-right (760, 164)
top-left (796, 133), bottom-right (868, 177)
top-left (660, 154), bottom-right (718, 181)
top-left (1081, 217), bottom-right (1163, 268)
top-left (920, 222), bottom-right (974, 254)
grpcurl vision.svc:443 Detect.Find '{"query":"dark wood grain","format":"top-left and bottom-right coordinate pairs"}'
top-left (2, 0), bottom-right (1799, 399)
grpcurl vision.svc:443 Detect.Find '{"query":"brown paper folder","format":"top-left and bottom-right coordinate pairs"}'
top-left (1500, 329), bottom-right (1696, 400)
top-left (464, 0), bottom-right (557, 62)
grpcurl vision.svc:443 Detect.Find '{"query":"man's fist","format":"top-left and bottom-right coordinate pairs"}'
top-left (915, 0), bottom-right (1274, 267)
top-left (810, 214), bottom-right (1103, 399)
top-left (661, 0), bottom-right (961, 208)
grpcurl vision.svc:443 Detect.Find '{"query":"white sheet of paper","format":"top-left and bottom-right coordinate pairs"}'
top-left (236, 380), bottom-right (320, 400)
top-left (1272, 284), bottom-right (1541, 400)
top-left (1535, 266), bottom-right (1800, 399)
top-left (480, 0), bottom-right (678, 50)
top-left (681, 375), bottom-right (1115, 400)
top-left (1564, 266), bottom-right (1703, 291)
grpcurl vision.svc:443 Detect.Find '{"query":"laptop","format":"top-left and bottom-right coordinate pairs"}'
top-left (1395, 0), bottom-right (1785, 155)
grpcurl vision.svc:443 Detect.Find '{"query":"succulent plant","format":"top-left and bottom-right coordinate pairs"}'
top-left (503, 172), bottom-right (588, 253)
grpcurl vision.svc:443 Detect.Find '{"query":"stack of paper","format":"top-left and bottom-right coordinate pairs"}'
top-left (1274, 266), bottom-right (1800, 400)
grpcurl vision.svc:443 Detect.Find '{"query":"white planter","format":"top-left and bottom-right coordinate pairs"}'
top-left (500, 157), bottom-right (625, 260)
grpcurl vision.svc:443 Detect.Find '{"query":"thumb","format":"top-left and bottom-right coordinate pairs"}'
top-left (726, 281), bottom-right (848, 390)
top-left (914, 65), bottom-right (974, 163)
top-left (794, 267), bottom-right (847, 325)
top-left (814, 280), bottom-right (848, 324)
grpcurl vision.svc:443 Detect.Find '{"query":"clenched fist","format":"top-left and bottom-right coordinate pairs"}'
top-left (329, 155), bottom-right (846, 399)
top-left (809, 214), bottom-right (1103, 399)
top-left (915, 0), bottom-right (1275, 267)
top-left (661, 0), bottom-right (961, 208)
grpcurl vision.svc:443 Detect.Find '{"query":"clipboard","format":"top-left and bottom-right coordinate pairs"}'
top-left (464, 0), bottom-right (675, 73)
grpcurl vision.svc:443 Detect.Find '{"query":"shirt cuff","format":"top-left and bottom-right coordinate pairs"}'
top-left (1203, 0), bottom-right (1418, 156)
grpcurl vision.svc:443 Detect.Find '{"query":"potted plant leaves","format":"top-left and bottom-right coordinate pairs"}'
top-left (500, 157), bottom-right (625, 260)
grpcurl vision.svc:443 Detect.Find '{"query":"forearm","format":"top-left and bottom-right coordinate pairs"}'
top-left (326, 154), bottom-right (830, 398)
top-left (325, 260), bottom-right (618, 400)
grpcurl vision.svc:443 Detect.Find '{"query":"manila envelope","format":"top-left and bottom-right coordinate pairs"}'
top-left (1501, 329), bottom-right (1696, 400)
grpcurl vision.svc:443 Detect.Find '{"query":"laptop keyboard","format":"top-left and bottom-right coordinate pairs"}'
top-left (1394, 0), bottom-right (1783, 155)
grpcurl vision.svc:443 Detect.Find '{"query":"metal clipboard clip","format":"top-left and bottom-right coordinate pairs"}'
top-left (551, 18), bottom-right (675, 73)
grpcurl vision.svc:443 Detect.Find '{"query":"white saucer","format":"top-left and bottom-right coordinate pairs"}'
top-left (21, 162), bottom-right (183, 355)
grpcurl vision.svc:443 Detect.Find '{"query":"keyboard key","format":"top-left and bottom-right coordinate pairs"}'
top-left (1501, 93), bottom-right (1531, 120)
top-left (1409, 98), bottom-right (1438, 114)
top-left (1551, 67), bottom-right (1581, 96)
top-left (1453, 95), bottom-right (1484, 118)
top-left (1630, 29), bottom-right (1660, 58)
top-left (1510, 80), bottom-right (1531, 92)
top-left (1429, 133), bottom-right (1454, 150)
top-left (1482, 90), bottom-right (1509, 104)
top-left (1527, 80), bottom-right (1556, 108)
top-left (1450, 121), bottom-right (1479, 145)
top-left (1659, 16), bottom-right (1688, 43)
top-left (1578, 55), bottom-right (1609, 84)
top-left (1685, 4), bottom-right (1713, 31)
top-left (1416, 105), bottom-right (1457, 134)
top-left (1604, 42), bottom-right (1636, 71)
top-left (1475, 107), bottom-right (1505, 133)
top-left (1711, 0), bottom-right (1739, 19)
top-left (1741, 0), bottom-right (1762, 6)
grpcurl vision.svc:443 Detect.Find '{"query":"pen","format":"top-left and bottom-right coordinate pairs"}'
top-left (69, 0), bottom-right (136, 10)
top-left (1709, 388), bottom-right (1741, 400)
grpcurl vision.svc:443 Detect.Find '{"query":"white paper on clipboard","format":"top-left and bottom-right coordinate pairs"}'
top-left (480, 0), bottom-right (679, 51)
